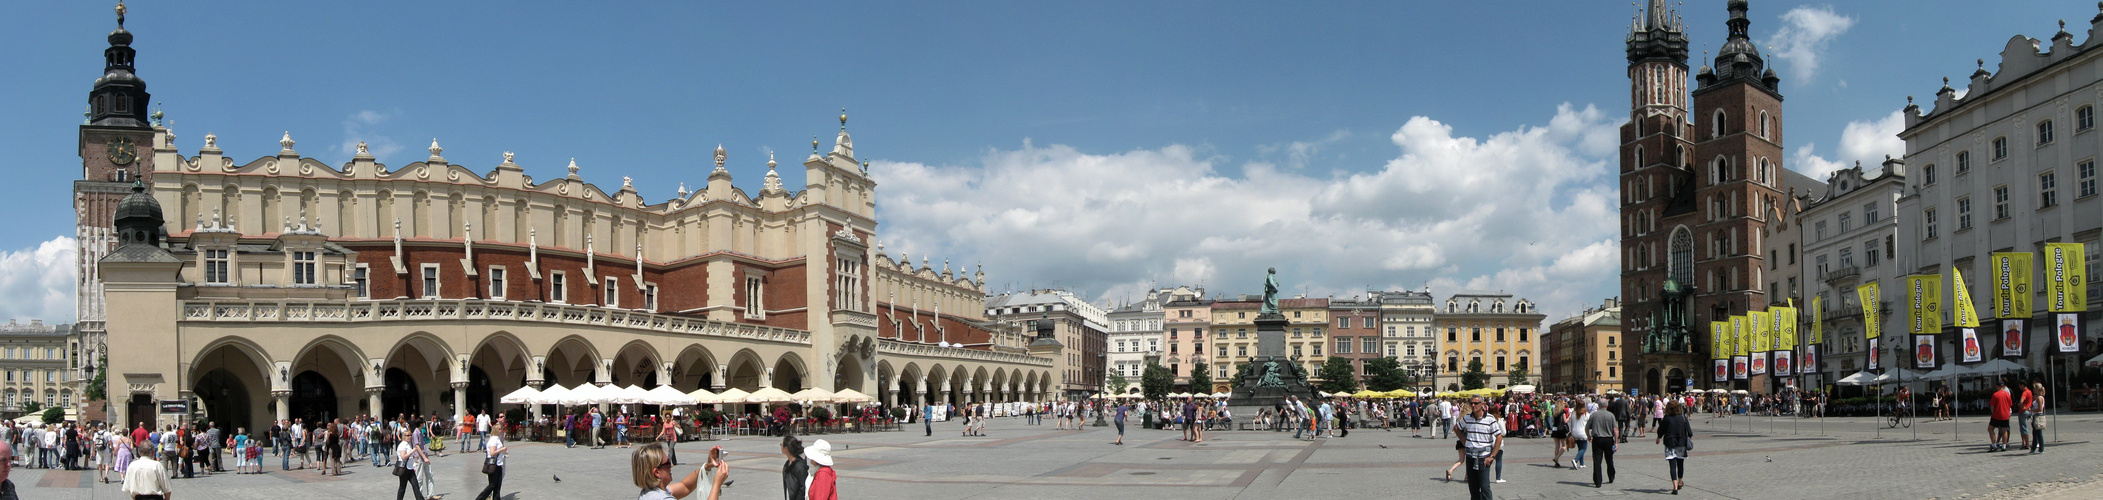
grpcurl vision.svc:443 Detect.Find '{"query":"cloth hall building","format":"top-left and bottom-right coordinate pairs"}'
top-left (80, 15), bottom-right (1054, 432)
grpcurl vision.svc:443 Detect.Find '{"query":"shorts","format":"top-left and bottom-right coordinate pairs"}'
top-left (1989, 418), bottom-right (2009, 429)
top-left (1551, 430), bottom-right (1569, 439)
top-left (1455, 439), bottom-right (1465, 451)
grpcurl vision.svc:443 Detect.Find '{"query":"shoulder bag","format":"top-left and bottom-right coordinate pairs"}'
top-left (482, 454), bottom-right (499, 474)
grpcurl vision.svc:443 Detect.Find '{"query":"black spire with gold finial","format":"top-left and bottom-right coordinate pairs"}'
top-left (90, 1), bottom-right (151, 128)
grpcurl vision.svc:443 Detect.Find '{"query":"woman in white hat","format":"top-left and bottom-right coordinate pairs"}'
top-left (804, 439), bottom-right (837, 500)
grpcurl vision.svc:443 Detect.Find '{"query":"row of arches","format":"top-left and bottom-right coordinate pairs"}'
top-left (173, 330), bottom-right (1055, 433)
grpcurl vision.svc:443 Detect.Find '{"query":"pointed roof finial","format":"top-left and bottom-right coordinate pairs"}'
top-left (813, 136), bottom-right (821, 153)
top-left (150, 105), bottom-right (163, 127)
top-left (713, 144), bottom-right (727, 170)
top-left (840, 108), bottom-right (849, 131)
top-left (115, 1), bottom-right (126, 28)
top-left (767, 151), bottom-right (777, 170)
top-left (428, 138), bottom-right (443, 157)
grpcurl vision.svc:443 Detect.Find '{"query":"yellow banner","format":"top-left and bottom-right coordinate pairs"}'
top-left (1750, 310), bottom-right (1772, 353)
top-left (1992, 252), bottom-right (2033, 318)
top-left (1908, 274), bottom-right (1943, 334)
top-left (1952, 268), bottom-right (1981, 328)
top-left (1731, 315), bottom-right (1748, 356)
top-left (2044, 243), bottom-right (2089, 313)
top-left (1859, 282), bottom-right (1882, 340)
top-left (1774, 306), bottom-right (1798, 350)
top-left (1810, 294), bottom-right (1824, 345)
top-left (1712, 322), bottom-right (1729, 360)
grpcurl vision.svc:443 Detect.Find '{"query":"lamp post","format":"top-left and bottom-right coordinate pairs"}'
top-left (1093, 354), bottom-right (1110, 427)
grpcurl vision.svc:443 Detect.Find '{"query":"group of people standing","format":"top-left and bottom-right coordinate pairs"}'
top-left (1447, 393), bottom-right (1696, 500)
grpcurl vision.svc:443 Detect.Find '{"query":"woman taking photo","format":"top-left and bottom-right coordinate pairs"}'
top-left (633, 442), bottom-right (728, 500)
top-left (1655, 401), bottom-right (1694, 494)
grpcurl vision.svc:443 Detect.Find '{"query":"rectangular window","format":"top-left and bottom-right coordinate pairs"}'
top-left (1495, 328), bottom-right (1506, 342)
top-left (1993, 137), bottom-right (2007, 160)
top-left (1839, 212), bottom-right (1852, 233)
top-left (352, 264), bottom-right (369, 299)
top-left (1923, 164), bottom-right (1936, 185)
top-left (1447, 357), bottom-right (1458, 372)
top-left (744, 276), bottom-right (765, 319)
top-left (1815, 221), bottom-right (1828, 241)
top-left (1496, 356), bottom-right (1506, 372)
top-left (1312, 343), bottom-right (1322, 356)
top-left (2039, 121), bottom-right (2055, 145)
top-left (2080, 160), bottom-right (2098, 198)
top-left (1218, 345), bottom-right (1228, 357)
top-left (2081, 107), bottom-right (2095, 131)
top-left (1471, 328), bottom-right (1482, 342)
top-left (604, 276), bottom-right (620, 307)
top-left (1364, 317), bottom-right (1376, 328)
top-left (1292, 327), bottom-right (1302, 338)
top-left (291, 251), bottom-right (317, 285)
top-left (1994, 186), bottom-right (2011, 220)
top-left (1238, 345), bottom-right (1248, 357)
top-left (1337, 317), bottom-right (1349, 328)
top-left (551, 271), bottom-right (567, 303)
top-left (1864, 202), bottom-right (1879, 223)
top-left (420, 264), bottom-right (440, 299)
top-left (1839, 248), bottom-right (1854, 268)
top-left (204, 248), bottom-right (230, 284)
top-left (2040, 171), bottom-right (2058, 208)
top-left (1448, 328), bottom-right (1457, 342)
top-left (1115, 340), bottom-right (1125, 352)
top-left (1404, 344), bottom-right (1415, 357)
top-left (1957, 197), bottom-right (1973, 230)
top-left (1957, 151), bottom-right (1971, 173)
top-left (836, 258), bottom-right (861, 312)
top-left (488, 267), bottom-right (506, 299)
top-left (1519, 328), bottom-right (1530, 342)
top-left (1924, 208), bottom-right (1938, 239)
top-left (1293, 345), bottom-right (1303, 357)
top-left (1335, 339), bottom-right (1350, 354)
top-left (1364, 338), bottom-right (1378, 353)
top-left (1865, 241), bottom-right (1880, 267)
top-left (644, 284), bottom-right (658, 311)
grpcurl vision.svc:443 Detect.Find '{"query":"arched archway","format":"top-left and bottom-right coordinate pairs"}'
top-left (383, 334), bottom-right (451, 419)
top-left (544, 336), bottom-right (602, 389)
top-left (290, 337), bottom-right (366, 423)
top-left (1666, 368), bottom-right (1686, 394)
top-left (189, 337), bottom-right (272, 434)
top-left (669, 344), bottom-right (719, 392)
top-left (609, 340), bottom-right (663, 390)
top-left (1646, 368), bottom-right (1663, 396)
top-left (896, 363), bottom-right (921, 407)
top-left (724, 349), bottom-right (767, 392)
top-left (834, 350), bottom-right (865, 394)
top-left (925, 365), bottom-right (948, 405)
top-left (771, 353), bottom-right (807, 392)
top-left (468, 332), bottom-right (531, 417)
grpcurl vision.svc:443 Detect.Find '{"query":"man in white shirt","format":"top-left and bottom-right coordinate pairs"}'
top-left (1436, 399), bottom-right (1455, 439)
top-left (475, 410), bottom-right (492, 452)
top-left (122, 444), bottom-right (172, 500)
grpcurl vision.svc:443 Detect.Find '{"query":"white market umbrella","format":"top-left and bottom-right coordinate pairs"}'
top-left (744, 387), bottom-right (797, 403)
top-left (2087, 353), bottom-right (2103, 368)
top-left (565, 384), bottom-right (607, 405)
top-left (791, 387), bottom-right (836, 403)
top-left (647, 385), bottom-right (697, 405)
top-left (498, 386), bottom-right (540, 405)
top-left (686, 388), bottom-right (719, 404)
top-left (1972, 358), bottom-right (2024, 374)
top-left (708, 388), bottom-right (752, 405)
top-left (1211, 392), bottom-right (1230, 399)
top-left (617, 385), bottom-right (650, 405)
top-left (1836, 371), bottom-right (1874, 386)
top-left (1507, 385), bottom-right (1537, 394)
top-left (532, 384), bottom-right (571, 405)
top-left (1731, 390), bottom-right (1750, 395)
top-left (831, 389), bottom-right (875, 403)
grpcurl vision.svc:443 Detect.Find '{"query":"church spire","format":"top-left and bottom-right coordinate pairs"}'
top-left (89, 1), bottom-right (151, 128)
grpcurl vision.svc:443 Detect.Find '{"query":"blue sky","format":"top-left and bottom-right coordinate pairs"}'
top-left (1, 0), bottom-right (2094, 323)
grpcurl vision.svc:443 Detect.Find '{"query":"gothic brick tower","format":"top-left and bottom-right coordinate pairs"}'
top-left (76, 3), bottom-right (158, 398)
top-left (1618, 0), bottom-right (1697, 394)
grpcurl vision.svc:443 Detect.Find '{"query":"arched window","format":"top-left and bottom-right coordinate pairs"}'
top-left (1759, 111), bottom-right (1771, 139)
top-left (1635, 146), bottom-right (1644, 168)
top-left (1711, 156), bottom-right (1728, 185)
top-left (1713, 110), bottom-right (1728, 139)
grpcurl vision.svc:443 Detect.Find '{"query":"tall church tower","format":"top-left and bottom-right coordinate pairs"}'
top-left (1617, 0), bottom-right (1697, 394)
top-left (76, 2), bottom-right (159, 396)
top-left (1683, 0), bottom-right (1787, 391)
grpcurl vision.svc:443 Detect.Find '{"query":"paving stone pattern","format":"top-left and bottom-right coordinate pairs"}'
top-left (7, 413), bottom-right (2100, 499)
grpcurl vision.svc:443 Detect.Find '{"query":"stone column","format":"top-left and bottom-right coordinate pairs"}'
top-left (451, 381), bottom-right (468, 419)
top-left (272, 390), bottom-right (290, 423)
top-left (365, 387), bottom-right (384, 419)
top-left (526, 380), bottom-right (545, 421)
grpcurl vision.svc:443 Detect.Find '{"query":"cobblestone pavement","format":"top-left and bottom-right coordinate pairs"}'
top-left (8, 412), bottom-right (2099, 499)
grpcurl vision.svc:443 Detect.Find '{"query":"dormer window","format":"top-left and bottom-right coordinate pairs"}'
top-left (291, 251), bottom-right (317, 285)
top-left (203, 249), bottom-right (230, 284)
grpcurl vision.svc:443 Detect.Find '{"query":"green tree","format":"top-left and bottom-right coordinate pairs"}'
top-left (1317, 357), bottom-right (1360, 394)
top-left (1141, 363), bottom-right (1173, 401)
top-left (1107, 372), bottom-right (1130, 395)
top-left (41, 407), bottom-right (62, 424)
top-left (85, 354), bottom-right (108, 401)
top-left (1461, 358), bottom-right (1490, 390)
top-left (1505, 365), bottom-right (1531, 387)
top-left (22, 401), bottom-right (42, 414)
top-left (1363, 358), bottom-right (1415, 391)
top-left (1189, 362), bottom-right (1212, 393)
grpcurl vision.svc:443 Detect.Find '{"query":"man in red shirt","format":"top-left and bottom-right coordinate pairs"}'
top-left (2016, 383), bottom-right (2036, 451)
top-left (1988, 377), bottom-right (2013, 452)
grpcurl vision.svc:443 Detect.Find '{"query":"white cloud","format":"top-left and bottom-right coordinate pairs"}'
top-left (338, 109), bottom-right (404, 161)
top-left (1790, 110), bottom-right (1905, 180)
top-left (1257, 130), bottom-right (1351, 170)
top-left (874, 103), bottom-right (1623, 320)
top-left (0, 237), bottom-right (78, 323)
top-left (1767, 6), bottom-right (1855, 83)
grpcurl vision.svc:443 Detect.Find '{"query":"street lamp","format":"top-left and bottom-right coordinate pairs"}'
top-left (1093, 353), bottom-right (1109, 427)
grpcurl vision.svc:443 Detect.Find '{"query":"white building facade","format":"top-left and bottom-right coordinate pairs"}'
top-left (1799, 161), bottom-right (1905, 381)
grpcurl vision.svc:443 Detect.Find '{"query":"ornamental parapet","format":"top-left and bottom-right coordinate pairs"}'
top-left (178, 299), bottom-right (813, 345)
top-left (877, 338), bottom-right (1053, 367)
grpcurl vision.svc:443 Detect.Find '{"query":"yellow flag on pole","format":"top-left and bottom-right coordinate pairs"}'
top-left (1859, 281), bottom-right (1882, 340)
top-left (2044, 243), bottom-right (2089, 313)
top-left (1908, 274), bottom-right (1944, 334)
top-left (1952, 268), bottom-right (1981, 328)
top-left (1992, 252), bottom-right (2033, 318)
top-left (1712, 322), bottom-right (1729, 360)
top-left (1810, 294), bottom-right (1824, 345)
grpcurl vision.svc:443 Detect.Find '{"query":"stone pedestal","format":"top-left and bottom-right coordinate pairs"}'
top-left (1228, 313), bottom-right (1316, 414)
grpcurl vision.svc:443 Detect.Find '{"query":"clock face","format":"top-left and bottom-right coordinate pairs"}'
top-left (106, 136), bottom-right (138, 165)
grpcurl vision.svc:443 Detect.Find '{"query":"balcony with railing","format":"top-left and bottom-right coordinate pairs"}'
top-left (1820, 266), bottom-right (1860, 284)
